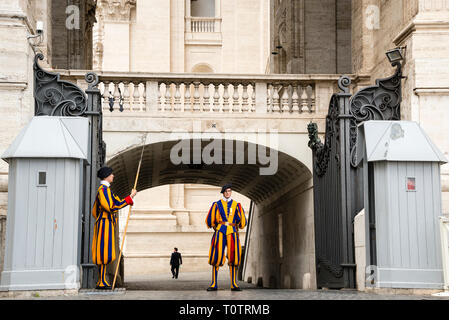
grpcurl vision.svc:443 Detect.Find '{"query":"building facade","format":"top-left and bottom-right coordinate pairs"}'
top-left (0, 0), bottom-right (448, 290)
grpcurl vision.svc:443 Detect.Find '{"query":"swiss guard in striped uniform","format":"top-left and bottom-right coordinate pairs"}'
top-left (92, 167), bottom-right (137, 289)
top-left (205, 183), bottom-right (247, 291)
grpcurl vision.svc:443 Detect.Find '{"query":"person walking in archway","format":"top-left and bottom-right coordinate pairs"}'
top-left (92, 166), bottom-right (137, 290)
top-left (205, 183), bottom-right (247, 291)
top-left (170, 247), bottom-right (183, 279)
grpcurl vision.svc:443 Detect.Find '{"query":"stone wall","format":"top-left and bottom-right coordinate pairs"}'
top-left (271, 0), bottom-right (352, 74)
top-left (50, 0), bottom-right (95, 69)
top-left (0, 0), bottom-right (48, 282)
top-left (244, 178), bottom-right (315, 289)
top-left (351, 0), bottom-right (449, 213)
top-left (96, 0), bottom-right (269, 74)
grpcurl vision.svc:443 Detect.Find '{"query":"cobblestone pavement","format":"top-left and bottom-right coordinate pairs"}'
top-left (1, 270), bottom-right (449, 300)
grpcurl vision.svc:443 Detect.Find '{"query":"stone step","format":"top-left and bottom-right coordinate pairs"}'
top-left (124, 255), bottom-right (211, 275)
top-left (124, 232), bottom-right (213, 253)
top-left (123, 223), bottom-right (221, 233)
top-left (129, 208), bottom-right (175, 215)
top-left (123, 231), bottom-right (246, 254)
top-left (126, 214), bottom-right (177, 229)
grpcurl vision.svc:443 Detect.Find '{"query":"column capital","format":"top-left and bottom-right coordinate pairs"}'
top-left (96, 0), bottom-right (137, 22)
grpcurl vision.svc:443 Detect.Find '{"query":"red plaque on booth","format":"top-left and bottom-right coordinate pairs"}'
top-left (407, 177), bottom-right (416, 192)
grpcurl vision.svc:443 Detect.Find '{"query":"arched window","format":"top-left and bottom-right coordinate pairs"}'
top-left (191, 63), bottom-right (214, 73)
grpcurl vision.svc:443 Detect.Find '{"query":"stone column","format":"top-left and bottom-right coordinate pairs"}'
top-left (214, 0), bottom-right (221, 32)
top-left (392, 0), bottom-right (449, 213)
top-left (96, 0), bottom-right (136, 72)
top-left (170, 0), bottom-right (185, 72)
top-left (170, 184), bottom-right (189, 226)
top-left (351, 0), bottom-right (379, 90)
top-left (185, 0), bottom-right (191, 32)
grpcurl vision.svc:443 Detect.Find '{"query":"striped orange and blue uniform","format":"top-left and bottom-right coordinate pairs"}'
top-left (92, 184), bottom-right (133, 287)
top-left (205, 199), bottom-right (246, 289)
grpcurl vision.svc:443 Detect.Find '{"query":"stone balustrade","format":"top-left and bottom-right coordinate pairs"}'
top-left (57, 71), bottom-right (346, 115)
top-left (185, 16), bottom-right (221, 33)
top-left (190, 17), bottom-right (216, 32)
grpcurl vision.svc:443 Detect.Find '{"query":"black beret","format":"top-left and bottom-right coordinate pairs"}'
top-left (220, 183), bottom-right (232, 194)
top-left (97, 166), bottom-right (113, 179)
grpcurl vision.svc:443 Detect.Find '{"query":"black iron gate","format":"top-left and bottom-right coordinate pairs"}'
top-left (34, 53), bottom-right (105, 288)
top-left (308, 62), bottom-right (403, 289)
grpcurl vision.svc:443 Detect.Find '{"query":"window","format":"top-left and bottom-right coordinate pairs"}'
top-left (191, 0), bottom-right (215, 17)
top-left (38, 171), bottom-right (47, 186)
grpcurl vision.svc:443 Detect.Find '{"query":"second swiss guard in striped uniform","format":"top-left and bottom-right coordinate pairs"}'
top-left (205, 183), bottom-right (247, 291)
top-left (92, 166), bottom-right (137, 289)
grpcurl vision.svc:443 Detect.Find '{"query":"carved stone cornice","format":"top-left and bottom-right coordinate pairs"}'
top-left (96, 0), bottom-right (136, 22)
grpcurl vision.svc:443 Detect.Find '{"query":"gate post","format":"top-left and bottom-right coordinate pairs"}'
top-left (337, 76), bottom-right (358, 288)
top-left (81, 73), bottom-right (105, 289)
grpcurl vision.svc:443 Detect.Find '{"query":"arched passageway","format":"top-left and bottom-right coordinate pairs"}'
top-left (107, 138), bottom-right (316, 289)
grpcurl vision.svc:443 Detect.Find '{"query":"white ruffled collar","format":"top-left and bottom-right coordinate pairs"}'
top-left (100, 180), bottom-right (110, 187)
top-left (222, 196), bottom-right (232, 202)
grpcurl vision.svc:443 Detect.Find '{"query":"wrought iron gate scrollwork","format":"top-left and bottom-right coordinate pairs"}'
top-left (308, 95), bottom-right (340, 177)
top-left (308, 63), bottom-right (403, 289)
top-left (34, 53), bottom-right (88, 117)
top-left (349, 62), bottom-right (402, 167)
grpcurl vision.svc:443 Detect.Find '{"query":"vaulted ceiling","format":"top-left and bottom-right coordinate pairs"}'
top-left (108, 139), bottom-right (311, 204)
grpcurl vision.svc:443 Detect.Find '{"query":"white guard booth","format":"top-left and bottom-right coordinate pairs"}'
top-left (358, 121), bottom-right (448, 289)
top-left (0, 116), bottom-right (88, 291)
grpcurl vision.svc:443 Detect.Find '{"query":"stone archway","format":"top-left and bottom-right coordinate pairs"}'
top-left (106, 137), bottom-right (316, 289)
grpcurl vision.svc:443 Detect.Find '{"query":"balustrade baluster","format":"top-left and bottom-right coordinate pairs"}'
top-left (251, 85), bottom-right (256, 112)
top-left (132, 82), bottom-right (141, 111)
top-left (242, 84), bottom-right (249, 112)
top-left (184, 83), bottom-right (191, 112)
top-left (157, 83), bottom-right (162, 111)
top-left (272, 85), bottom-right (280, 113)
top-left (123, 82), bottom-right (131, 112)
top-left (113, 82), bottom-right (121, 111)
top-left (203, 83), bottom-right (211, 112)
top-left (193, 82), bottom-right (200, 112)
top-left (308, 85), bottom-right (315, 112)
top-left (281, 85), bottom-right (290, 113)
top-left (232, 84), bottom-right (240, 112)
top-left (223, 84), bottom-right (230, 112)
top-left (291, 85), bottom-right (299, 113)
top-left (102, 82), bottom-right (109, 111)
top-left (300, 86), bottom-right (308, 113)
top-left (267, 84), bottom-right (272, 112)
top-left (142, 82), bottom-right (147, 112)
top-left (174, 83), bottom-right (181, 111)
top-left (165, 82), bottom-right (172, 112)
top-left (213, 84), bottom-right (220, 112)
